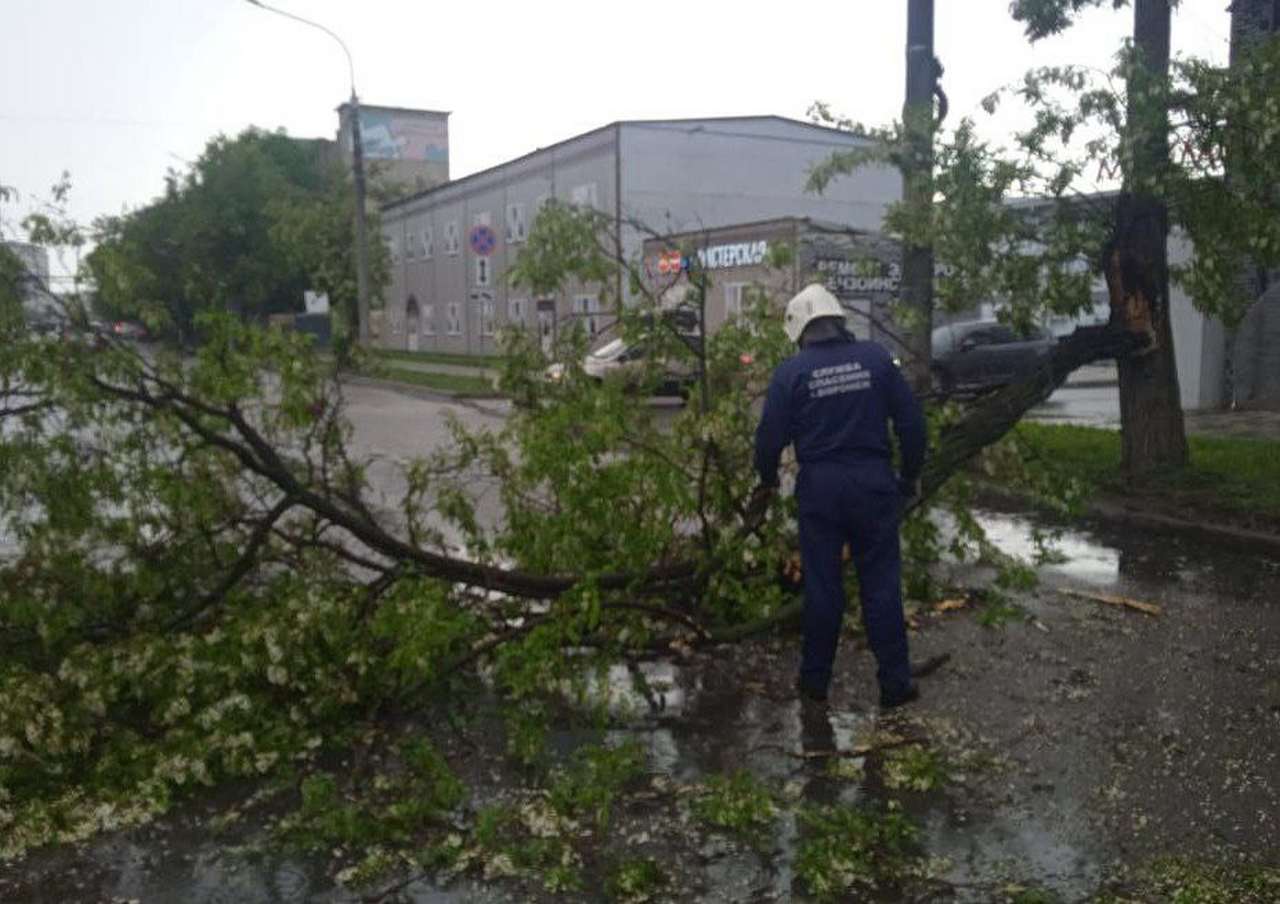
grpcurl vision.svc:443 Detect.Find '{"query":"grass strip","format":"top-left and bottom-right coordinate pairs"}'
top-left (371, 366), bottom-right (499, 396)
top-left (369, 348), bottom-right (503, 369)
top-left (1013, 422), bottom-right (1280, 521)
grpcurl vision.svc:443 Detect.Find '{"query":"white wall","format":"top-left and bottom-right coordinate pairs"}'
top-left (619, 118), bottom-right (900, 262)
top-left (1169, 231), bottom-right (1222, 410)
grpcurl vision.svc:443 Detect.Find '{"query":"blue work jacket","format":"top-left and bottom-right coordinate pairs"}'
top-left (754, 336), bottom-right (926, 492)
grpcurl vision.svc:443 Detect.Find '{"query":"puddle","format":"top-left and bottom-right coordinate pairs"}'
top-left (924, 808), bottom-right (1103, 903)
top-left (972, 510), bottom-right (1120, 586)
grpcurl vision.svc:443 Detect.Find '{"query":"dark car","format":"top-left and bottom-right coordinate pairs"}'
top-left (930, 320), bottom-right (1054, 394)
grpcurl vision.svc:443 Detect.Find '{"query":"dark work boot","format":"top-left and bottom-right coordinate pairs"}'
top-left (797, 676), bottom-right (829, 704)
top-left (879, 682), bottom-right (919, 710)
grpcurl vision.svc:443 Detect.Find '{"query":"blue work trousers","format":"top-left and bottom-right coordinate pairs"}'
top-left (795, 462), bottom-right (912, 698)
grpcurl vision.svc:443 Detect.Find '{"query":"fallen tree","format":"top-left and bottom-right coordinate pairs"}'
top-left (0, 184), bottom-right (1163, 860)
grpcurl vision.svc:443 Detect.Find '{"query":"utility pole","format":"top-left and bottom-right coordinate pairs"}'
top-left (902, 0), bottom-right (939, 391)
top-left (347, 96), bottom-right (372, 344)
top-left (245, 0), bottom-right (371, 350)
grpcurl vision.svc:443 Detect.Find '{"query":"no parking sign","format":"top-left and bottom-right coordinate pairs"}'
top-left (469, 224), bottom-right (497, 256)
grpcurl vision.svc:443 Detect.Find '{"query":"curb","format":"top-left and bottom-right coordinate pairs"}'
top-left (971, 480), bottom-right (1280, 556)
top-left (1084, 498), bottom-right (1280, 555)
top-left (1061, 380), bottom-right (1118, 390)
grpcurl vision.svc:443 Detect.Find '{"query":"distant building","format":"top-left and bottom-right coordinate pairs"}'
top-left (335, 103), bottom-right (450, 197)
top-left (378, 116), bottom-right (902, 356)
top-left (3, 241), bottom-right (56, 322)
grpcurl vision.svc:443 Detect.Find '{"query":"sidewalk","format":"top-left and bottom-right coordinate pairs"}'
top-left (1064, 362), bottom-right (1117, 388)
top-left (1185, 406), bottom-right (1280, 442)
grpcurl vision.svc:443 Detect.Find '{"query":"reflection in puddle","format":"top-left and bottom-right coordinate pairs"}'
top-left (924, 809), bottom-right (1102, 904)
top-left (597, 660), bottom-right (688, 717)
top-left (974, 510), bottom-right (1121, 586)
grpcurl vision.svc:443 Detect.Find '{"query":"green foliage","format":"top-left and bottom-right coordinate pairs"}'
top-left (283, 737), bottom-right (464, 854)
top-left (605, 857), bottom-right (668, 903)
top-left (85, 127), bottom-right (387, 341)
top-left (464, 800), bottom-right (583, 892)
top-left (369, 348), bottom-right (504, 368)
top-left (881, 745), bottom-right (951, 792)
top-left (690, 769), bottom-right (778, 841)
top-left (508, 200), bottom-right (616, 298)
top-left (362, 364), bottom-right (496, 396)
top-left (1094, 857), bottom-right (1280, 903)
top-left (1015, 422), bottom-right (1280, 520)
top-left (547, 742), bottom-right (646, 829)
top-left (975, 589), bottom-right (1029, 628)
top-left (794, 802), bottom-right (922, 901)
top-left (0, 192), bottom-right (1056, 878)
top-left (811, 9), bottom-right (1280, 378)
top-left (1009, 0), bottom-right (1132, 42)
top-left (1007, 886), bottom-right (1066, 904)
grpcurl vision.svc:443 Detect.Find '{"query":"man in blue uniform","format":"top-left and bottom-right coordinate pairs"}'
top-left (753, 284), bottom-right (926, 708)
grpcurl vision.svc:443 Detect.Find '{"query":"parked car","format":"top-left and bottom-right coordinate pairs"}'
top-left (930, 320), bottom-right (1055, 394)
top-left (111, 320), bottom-right (152, 342)
top-left (545, 333), bottom-right (702, 398)
top-left (59, 319), bottom-right (109, 351)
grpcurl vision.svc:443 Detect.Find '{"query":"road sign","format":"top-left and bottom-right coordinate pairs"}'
top-left (469, 225), bottom-right (497, 257)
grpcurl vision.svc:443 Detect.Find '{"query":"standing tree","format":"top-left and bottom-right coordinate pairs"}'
top-left (86, 128), bottom-right (386, 346)
top-left (1012, 0), bottom-right (1188, 472)
top-left (814, 1), bottom-right (1280, 476)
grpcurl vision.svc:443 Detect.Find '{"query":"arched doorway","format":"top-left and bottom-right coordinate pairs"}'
top-left (405, 296), bottom-right (421, 352)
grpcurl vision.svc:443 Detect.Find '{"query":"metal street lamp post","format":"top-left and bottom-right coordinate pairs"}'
top-left (245, 0), bottom-right (371, 347)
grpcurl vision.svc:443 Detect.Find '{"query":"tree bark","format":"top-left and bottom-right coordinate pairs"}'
top-left (1113, 0), bottom-right (1188, 473)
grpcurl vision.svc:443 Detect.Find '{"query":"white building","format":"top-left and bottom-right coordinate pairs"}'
top-left (377, 116), bottom-right (901, 356)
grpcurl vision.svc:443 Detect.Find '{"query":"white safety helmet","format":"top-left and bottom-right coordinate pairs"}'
top-left (784, 283), bottom-right (846, 343)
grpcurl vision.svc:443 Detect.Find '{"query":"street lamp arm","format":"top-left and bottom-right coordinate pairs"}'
top-left (244, 0), bottom-right (357, 98)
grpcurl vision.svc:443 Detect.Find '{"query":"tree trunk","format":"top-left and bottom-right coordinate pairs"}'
top-left (1113, 0), bottom-right (1188, 473)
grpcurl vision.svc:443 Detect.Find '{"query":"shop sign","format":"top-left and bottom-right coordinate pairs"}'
top-left (696, 240), bottom-right (769, 271)
top-left (815, 257), bottom-right (955, 295)
top-left (656, 250), bottom-right (685, 275)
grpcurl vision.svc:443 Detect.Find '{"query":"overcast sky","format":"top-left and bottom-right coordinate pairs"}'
top-left (1, 0), bottom-right (1232, 277)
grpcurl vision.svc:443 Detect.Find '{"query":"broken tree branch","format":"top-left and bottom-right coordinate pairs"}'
top-left (1058, 587), bottom-right (1162, 616)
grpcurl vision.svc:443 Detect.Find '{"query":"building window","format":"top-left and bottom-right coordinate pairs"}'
top-left (725, 283), bottom-right (763, 319)
top-left (573, 294), bottom-right (600, 337)
top-left (446, 302), bottom-right (462, 335)
top-left (404, 231), bottom-right (416, 260)
top-left (480, 298), bottom-right (496, 336)
top-left (388, 235), bottom-right (400, 264)
top-left (570, 183), bottom-right (598, 209)
top-left (508, 297), bottom-right (527, 325)
top-left (444, 221), bottom-right (460, 255)
top-left (423, 303), bottom-right (435, 335)
top-left (475, 256), bottom-right (492, 287)
top-left (422, 225), bottom-right (433, 259)
top-left (505, 203), bottom-right (526, 243)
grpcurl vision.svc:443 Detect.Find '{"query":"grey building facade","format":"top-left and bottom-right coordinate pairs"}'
top-left (377, 116), bottom-right (901, 356)
top-left (3, 241), bottom-right (54, 322)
